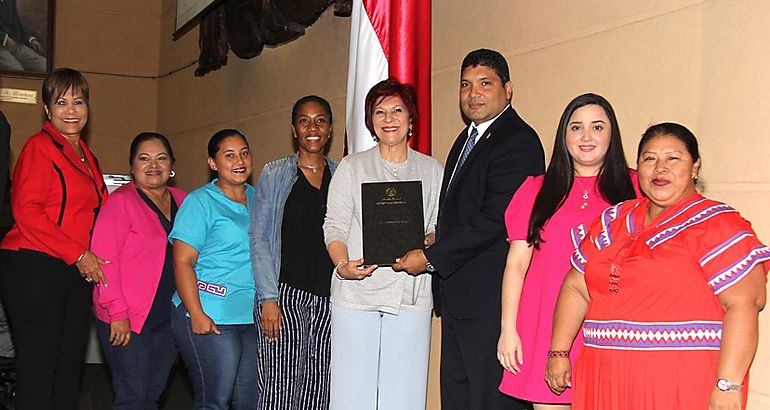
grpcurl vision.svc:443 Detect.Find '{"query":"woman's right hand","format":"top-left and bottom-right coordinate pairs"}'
top-left (337, 258), bottom-right (377, 280)
top-left (109, 319), bottom-right (131, 346)
top-left (190, 311), bottom-right (220, 335)
top-left (545, 356), bottom-right (572, 395)
top-left (497, 327), bottom-right (523, 374)
top-left (260, 301), bottom-right (281, 341)
top-left (75, 250), bottom-right (109, 286)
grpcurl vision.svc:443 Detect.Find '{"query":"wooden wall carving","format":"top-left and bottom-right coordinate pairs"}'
top-left (195, 0), bottom-right (352, 76)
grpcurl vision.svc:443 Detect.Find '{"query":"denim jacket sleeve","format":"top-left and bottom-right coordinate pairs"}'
top-left (249, 162), bottom-right (280, 305)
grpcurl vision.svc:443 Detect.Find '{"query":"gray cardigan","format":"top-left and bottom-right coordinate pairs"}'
top-left (323, 146), bottom-right (443, 314)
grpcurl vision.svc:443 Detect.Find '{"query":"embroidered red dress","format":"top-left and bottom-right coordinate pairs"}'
top-left (570, 194), bottom-right (770, 409)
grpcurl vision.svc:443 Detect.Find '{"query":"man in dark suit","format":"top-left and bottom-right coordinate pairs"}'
top-left (0, 111), bottom-right (14, 359)
top-left (395, 49), bottom-right (544, 409)
top-left (0, 111), bottom-right (10, 238)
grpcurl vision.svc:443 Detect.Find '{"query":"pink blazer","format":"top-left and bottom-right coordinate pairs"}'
top-left (92, 182), bottom-right (186, 333)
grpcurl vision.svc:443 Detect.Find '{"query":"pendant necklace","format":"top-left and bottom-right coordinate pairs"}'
top-left (298, 160), bottom-right (324, 173)
top-left (381, 157), bottom-right (408, 178)
top-left (73, 144), bottom-right (86, 163)
top-left (575, 177), bottom-right (590, 210)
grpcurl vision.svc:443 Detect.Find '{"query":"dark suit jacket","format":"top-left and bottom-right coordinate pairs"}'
top-left (0, 112), bottom-right (11, 237)
top-left (425, 106), bottom-right (544, 319)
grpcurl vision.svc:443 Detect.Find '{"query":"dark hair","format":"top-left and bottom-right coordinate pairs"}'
top-left (364, 78), bottom-right (418, 141)
top-left (42, 68), bottom-right (90, 109)
top-left (292, 95), bottom-right (333, 125)
top-left (461, 48), bottom-right (510, 85)
top-left (527, 93), bottom-right (636, 249)
top-left (129, 132), bottom-right (175, 165)
top-left (637, 122), bottom-right (700, 163)
top-left (208, 129), bottom-right (248, 158)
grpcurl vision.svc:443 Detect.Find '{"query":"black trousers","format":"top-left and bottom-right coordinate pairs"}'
top-left (440, 312), bottom-right (531, 410)
top-left (0, 249), bottom-right (93, 410)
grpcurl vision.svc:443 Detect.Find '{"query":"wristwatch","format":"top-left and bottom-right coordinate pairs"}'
top-left (716, 379), bottom-right (742, 392)
top-left (425, 259), bottom-right (436, 273)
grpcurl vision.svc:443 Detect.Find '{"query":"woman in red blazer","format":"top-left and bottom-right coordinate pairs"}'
top-left (0, 68), bottom-right (109, 410)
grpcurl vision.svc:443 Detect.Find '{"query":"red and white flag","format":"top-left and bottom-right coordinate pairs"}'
top-left (344, 0), bottom-right (432, 155)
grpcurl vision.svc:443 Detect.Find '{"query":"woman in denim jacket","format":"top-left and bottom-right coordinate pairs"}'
top-left (249, 95), bottom-right (338, 410)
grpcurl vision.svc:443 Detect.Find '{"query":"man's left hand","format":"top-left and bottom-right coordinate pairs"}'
top-left (393, 249), bottom-right (428, 275)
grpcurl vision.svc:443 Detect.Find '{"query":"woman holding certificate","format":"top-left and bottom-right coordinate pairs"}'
top-left (323, 78), bottom-right (443, 410)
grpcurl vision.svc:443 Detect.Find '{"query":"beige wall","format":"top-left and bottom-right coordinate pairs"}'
top-left (433, 1), bottom-right (770, 408)
top-left (158, 1), bottom-right (770, 407)
top-left (158, 0), bottom-right (770, 409)
top-left (434, 1), bottom-right (770, 407)
top-left (3, 0), bottom-right (769, 408)
top-left (2, 0), bottom-right (160, 174)
top-left (157, 0), bottom-right (351, 191)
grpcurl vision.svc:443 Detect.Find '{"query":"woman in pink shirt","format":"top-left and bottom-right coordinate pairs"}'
top-left (91, 132), bottom-right (186, 409)
top-left (497, 94), bottom-right (639, 408)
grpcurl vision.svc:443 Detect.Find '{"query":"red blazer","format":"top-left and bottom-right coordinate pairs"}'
top-left (0, 122), bottom-right (108, 264)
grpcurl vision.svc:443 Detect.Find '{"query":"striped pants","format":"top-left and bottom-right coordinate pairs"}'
top-left (256, 283), bottom-right (331, 410)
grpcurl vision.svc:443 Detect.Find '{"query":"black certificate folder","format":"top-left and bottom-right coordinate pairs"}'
top-left (361, 181), bottom-right (425, 266)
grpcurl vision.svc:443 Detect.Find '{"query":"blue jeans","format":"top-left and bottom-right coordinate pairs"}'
top-left (96, 315), bottom-right (177, 410)
top-left (172, 303), bottom-right (258, 410)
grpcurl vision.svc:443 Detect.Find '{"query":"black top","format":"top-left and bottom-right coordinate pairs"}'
top-left (137, 188), bottom-right (178, 329)
top-left (279, 164), bottom-right (333, 297)
top-left (0, 112), bottom-right (11, 238)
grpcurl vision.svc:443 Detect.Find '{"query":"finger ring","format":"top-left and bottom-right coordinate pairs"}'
top-left (85, 277), bottom-right (93, 282)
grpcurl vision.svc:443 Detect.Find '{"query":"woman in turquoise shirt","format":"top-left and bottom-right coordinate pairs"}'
top-left (170, 129), bottom-right (257, 410)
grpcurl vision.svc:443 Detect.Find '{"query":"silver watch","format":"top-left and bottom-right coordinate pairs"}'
top-left (716, 379), bottom-right (742, 392)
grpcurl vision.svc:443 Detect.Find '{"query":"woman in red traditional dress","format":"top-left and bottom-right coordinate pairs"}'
top-left (547, 122), bottom-right (769, 409)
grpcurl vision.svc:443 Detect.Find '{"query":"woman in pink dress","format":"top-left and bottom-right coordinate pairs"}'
top-left (497, 93), bottom-right (638, 408)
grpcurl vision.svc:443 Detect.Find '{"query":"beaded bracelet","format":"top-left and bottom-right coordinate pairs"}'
top-left (547, 350), bottom-right (570, 358)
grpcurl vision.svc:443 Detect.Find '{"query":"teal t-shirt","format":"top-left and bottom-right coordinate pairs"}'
top-left (170, 180), bottom-right (256, 325)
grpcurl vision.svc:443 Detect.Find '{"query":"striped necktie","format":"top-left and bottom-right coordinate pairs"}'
top-left (457, 126), bottom-right (478, 170)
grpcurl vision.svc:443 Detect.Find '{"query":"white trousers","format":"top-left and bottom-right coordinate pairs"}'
top-left (330, 304), bottom-right (432, 410)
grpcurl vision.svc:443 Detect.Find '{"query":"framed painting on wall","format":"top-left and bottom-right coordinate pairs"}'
top-left (0, 0), bottom-right (53, 77)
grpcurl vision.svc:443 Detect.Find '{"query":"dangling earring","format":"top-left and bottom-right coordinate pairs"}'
top-left (170, 170), bottom-right (176, 178)
top-left (408, 128), bottom-right (413, 138)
